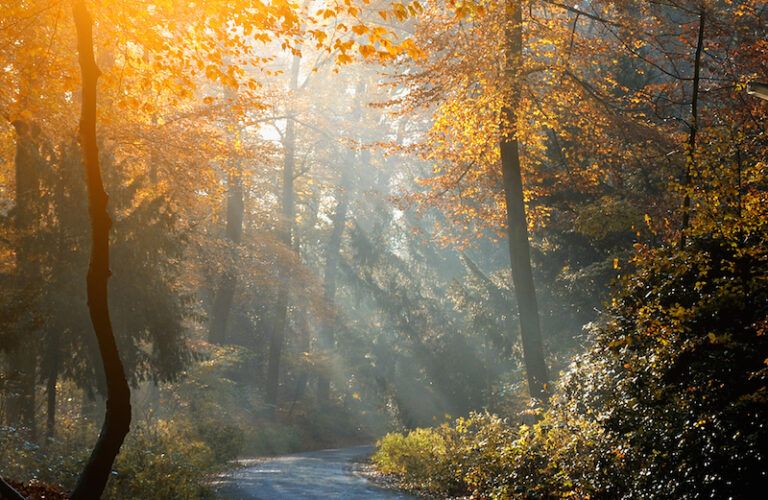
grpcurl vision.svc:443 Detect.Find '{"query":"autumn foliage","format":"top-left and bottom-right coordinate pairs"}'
top-left (0, 0), bottom-right (766, 497)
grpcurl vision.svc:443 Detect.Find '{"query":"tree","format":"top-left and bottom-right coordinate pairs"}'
top-left (208, 92), bottom-right (246, 346)
top-left (499, 0), bottom-right (549, 400)
top-left (4, 119), bottom-right (42, 439)
top-left (265, 53), bottom-right (302, 415)
top-left (70, 2), bottom-right (131, 497)
top-left (0, 478), bottom-right (24, 500)
top-left (316, 78), bottom-right (364, 403)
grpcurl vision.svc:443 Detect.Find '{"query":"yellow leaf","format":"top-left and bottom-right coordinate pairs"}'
top-left (358, 44), bottom-right (376, 58)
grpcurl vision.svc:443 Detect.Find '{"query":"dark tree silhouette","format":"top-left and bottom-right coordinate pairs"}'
top-left (0, 477), bottom-right (24, 500)
top-left (70, 2), bottom-right (132, 498)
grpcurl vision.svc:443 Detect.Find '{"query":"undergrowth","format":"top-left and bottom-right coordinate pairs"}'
top-left (374, 230), bottom-right (768, 499)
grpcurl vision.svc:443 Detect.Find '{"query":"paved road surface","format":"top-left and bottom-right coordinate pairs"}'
top-left (214, 445), bottom-right (414, 499)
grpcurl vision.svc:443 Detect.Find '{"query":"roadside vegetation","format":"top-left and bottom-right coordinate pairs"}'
top-left (374, 228), bottom-right (768, 498)
top-left (1, 0), bottom-right (765, 498)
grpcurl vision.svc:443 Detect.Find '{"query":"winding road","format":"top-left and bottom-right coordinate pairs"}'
top-left (213, 445), bottom-right (414, 499)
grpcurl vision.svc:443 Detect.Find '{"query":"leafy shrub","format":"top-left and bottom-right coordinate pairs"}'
top-left (560, 231), bottom-right (768, 498)
top-left (374, 230), bottom-right (768, 499)
top-left (1, 416), bottom-right (227, 499)
top-left (195, 421), bottom-right (243, 464)
top-left (106, 419), bottom-right (218, 500)
top-left (373, 412), bottom-right (603, 498)
top-left (374, 427), bottom-right (457, 494)
top-left (0, 420), bottom-right (90, 489)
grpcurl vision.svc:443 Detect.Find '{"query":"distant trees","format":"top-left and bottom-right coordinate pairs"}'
top-left (6, 119), bottom-right (42, 439)
top-left (0, 0), bottom-right (763, 495)
top-left (374, 0), bottom-right (767, 402)
top-left (316, 79), bottom-right (361, 404)
top-left (266, 54), bottom-right (302, 415)
top-left (208, 92), bottom-right (246, 346)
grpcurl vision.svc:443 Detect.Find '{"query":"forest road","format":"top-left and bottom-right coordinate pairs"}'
top-left (212, 445), bottom-right (414, 499)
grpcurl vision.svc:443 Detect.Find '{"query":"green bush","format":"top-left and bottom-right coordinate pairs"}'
top-left (559, 231), bottom-right (768, 498)
top-left (0, 423), bottom-right (87, 489)
top-left (196, 421), bottom-right (243, 464)
top-left (374, 427), bottom-right (456, 494)
top-left (106, 419), bottom-right (218, 500)
top-left (373, 412), bottom-right (603, 498)
top-left (1, 416), bottom-right (229, 499)
top-left (374, 230), bottom-right (768, 499)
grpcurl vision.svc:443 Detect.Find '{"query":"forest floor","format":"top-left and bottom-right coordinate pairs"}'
top-left (211, 445), bottom-right (414, 499)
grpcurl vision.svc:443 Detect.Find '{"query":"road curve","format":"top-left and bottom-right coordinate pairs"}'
top-left (213, 445), bottom-right (414, 499)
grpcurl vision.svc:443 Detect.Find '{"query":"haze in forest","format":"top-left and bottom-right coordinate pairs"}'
top-left (0, 1), bottom-right (766, 499)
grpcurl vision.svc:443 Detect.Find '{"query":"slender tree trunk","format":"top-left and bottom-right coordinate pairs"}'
top-left (209, 274), bottom-right (236, 343)
top-left (45, 333), bottom-right (61, 440)
top-left (316, 186), bottom-right (349, 402)
top-left (7, 119), bottom-right (39, 440)
top-left (44, 141), bottom-right (74, 442)
top-left (288, 191), bottom-right (319, 414)
top-left (266, 54), bottom-right (301, 414)
top-left (266, 288), bottom-right (288, 413)
top-left (71, 2), bottom-right (132, 498)
top-left (680, 8), bottom-right (705, 249)
top-left (45, 367), bottom-right (57, 440)
top-left (265, 142), bottom-right (293, 412)
top-left (287, 315), bottom-right (310, 417)
top-left (209, 168), bottom-right (244, 344)
top-left (500, 0), bottom-right (549, 401)
top-left (316, 79), bottom-right (364, 402)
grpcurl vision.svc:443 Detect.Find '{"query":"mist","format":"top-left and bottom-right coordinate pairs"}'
top-left (1, 1), bottom-right (766, 499)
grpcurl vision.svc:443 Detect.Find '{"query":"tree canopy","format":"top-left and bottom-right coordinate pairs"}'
top-left (0, 0), bottom-right (766, 498)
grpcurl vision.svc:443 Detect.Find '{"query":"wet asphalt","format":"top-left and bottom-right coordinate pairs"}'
top-left (213, 445), bottom-right (414, 499)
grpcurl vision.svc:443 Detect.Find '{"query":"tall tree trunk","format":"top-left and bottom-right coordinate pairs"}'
top-left (71, 2), bottom-right (132, 498)
top-left (6, 119), bottom-right (39, 440)
top-left (316, 185), bottom-right (349, 403)
top-left (45, 363), bottom-right (58, 440)
top-left (209, 167), bottom-right (244, 344)
top-left (44, 331), bottom-right (61, 440)
top-left (265, 54), bottom-right (301, 415)
top-left (209, 274), bottom-right (236, 344)
top-left (288, 191), bottom-right (319, 414)
top-left (680, 8), bottom-right (705, 249)
top-left (316, 79), bottom-right (364, 402)
top-left (287, 315), bottom-right (310, 417)
top-left (500, 0), bottom-right (549, 401)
